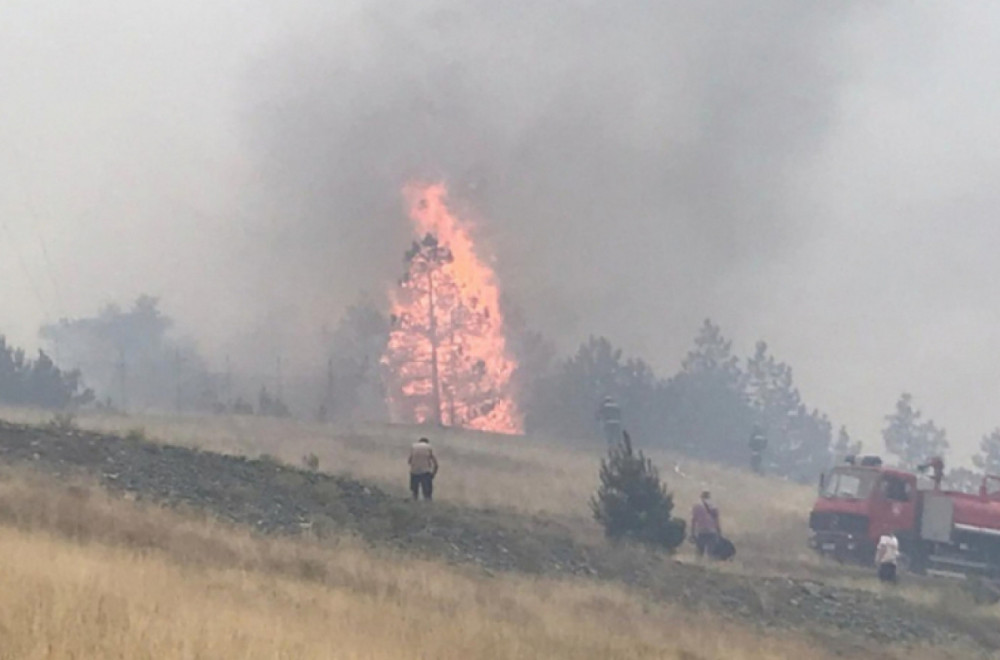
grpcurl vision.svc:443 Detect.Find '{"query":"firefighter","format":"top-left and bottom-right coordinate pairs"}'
top-left (690, 490), bottom-right (721, 558)
top-left (596, 396), bottom-right (623, 447)
top-left (408, 437), bottom-right (438, 501)
top-left (875, 531), bottom-right (900, 584)
top-left (917, 457), bottom-right (945, 490)
top-left (749, 425), bottom-right (767, 475)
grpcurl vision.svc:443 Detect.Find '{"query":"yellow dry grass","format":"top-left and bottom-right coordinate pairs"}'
top-left (0, 470), bottom-right (926, 660)
top-left (0, 410), bottom-right (989, 658)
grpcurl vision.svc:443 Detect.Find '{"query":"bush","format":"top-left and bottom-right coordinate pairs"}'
top-left (46, 412), bottom-right (77, 433)
top-left (258, 453), bottom-right (280, 466)
top-left (591, 431), bottom-right (686, 551)
top-left (0, 337), bottom-right (94, 410)
top-left (125, 428), bottom-right (147, 443)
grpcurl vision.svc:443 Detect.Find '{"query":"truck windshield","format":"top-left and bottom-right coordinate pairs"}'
top-left (822, 469), bottom-right (876, 499)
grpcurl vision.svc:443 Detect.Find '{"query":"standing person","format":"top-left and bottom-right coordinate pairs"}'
top-left (691, 491), bottom-right (721, 558)
top-left (596, 396), bottom-right (623, 448)
top-left (748, 425), bottom-right (767, 475)
top-left (875, 531), bottom-right (900, 584)
top-left (408, 437), bottom-right (438, 501)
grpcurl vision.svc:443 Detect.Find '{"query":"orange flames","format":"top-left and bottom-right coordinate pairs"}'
top-left (382, 182), bottom-right (522, 434)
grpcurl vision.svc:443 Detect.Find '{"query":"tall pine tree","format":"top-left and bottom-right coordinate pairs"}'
top-left (660, 320), bottom-right (753, 461)
top-left (526, 336), bottom-right (659, 443)
top-left (882, 393), bottom-right (949, 468)
top-left (383, 233), bottom-right (511, 429)
top-left (745, 341), bottom-right (832, 479)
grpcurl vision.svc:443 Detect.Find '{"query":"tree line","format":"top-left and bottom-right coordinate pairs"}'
top-left (322, 308), bottom-right (838, 479)
top-left (326, 304), bottom-right (1000, 484)
top-left (518, 320), bottom-right (835, 481)
top-left (0, 336), bottom-right (92, 409)
top-left (12, 291), bottom-right (1000, 487)
top-left (881, 391), bottom-right (1000, 492)
top-left (19, 296), bottom-right (287, 417)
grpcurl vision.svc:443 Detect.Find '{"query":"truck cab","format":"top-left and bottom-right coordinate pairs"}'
top-left (809, 460), bottom-right (918, 564)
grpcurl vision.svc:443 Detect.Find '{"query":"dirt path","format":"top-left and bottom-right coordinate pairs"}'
top-left (0, 420), bottom-right (993, 656)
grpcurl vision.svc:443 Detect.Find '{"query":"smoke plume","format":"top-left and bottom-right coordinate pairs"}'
top-left (241, 0), bottom-right (859, 361)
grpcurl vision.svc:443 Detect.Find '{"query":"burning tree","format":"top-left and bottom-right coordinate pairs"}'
top-left (382, 183), bottom-right (521, 434)
top-left (387, 233), bottom-right (457, 426)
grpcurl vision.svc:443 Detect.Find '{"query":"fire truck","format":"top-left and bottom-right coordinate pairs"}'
top-left (809, 456), bottom-right (1000, 577)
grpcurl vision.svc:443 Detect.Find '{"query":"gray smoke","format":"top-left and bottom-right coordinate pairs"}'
top-left (241, 0), bottom-right (859, 359)
top-left (12, 2), bottom-right (1000, 459)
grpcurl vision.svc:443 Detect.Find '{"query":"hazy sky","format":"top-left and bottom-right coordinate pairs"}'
top-left (3, 1), bottom-right (1000, 461)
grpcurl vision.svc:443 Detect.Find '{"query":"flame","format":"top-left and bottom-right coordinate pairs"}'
top-left (382, 182), bottom-right (522, 434)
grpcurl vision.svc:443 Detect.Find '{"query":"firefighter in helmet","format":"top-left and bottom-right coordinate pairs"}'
top-left (917, 456), bottom-right (945, 490)
top-left (596, 396), bottom-right (623, 448)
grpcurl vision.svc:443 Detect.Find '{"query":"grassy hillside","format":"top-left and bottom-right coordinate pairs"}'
top-left (0, 409), bottom-right (996, 656)
top-left (0, 407), bottom-right (815, 566)
top-left (0, 470), bottom-right (966, 660)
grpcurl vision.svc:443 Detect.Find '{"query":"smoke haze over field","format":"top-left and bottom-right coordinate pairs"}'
top-left (4, 1), bottom-right (1000, 460)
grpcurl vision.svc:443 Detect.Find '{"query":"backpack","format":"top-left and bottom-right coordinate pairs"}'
top-left (711, 537), bottom-right (736, 561)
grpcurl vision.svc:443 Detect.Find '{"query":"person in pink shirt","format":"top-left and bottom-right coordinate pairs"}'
top-left (690, 490), bottom-right (721, 558)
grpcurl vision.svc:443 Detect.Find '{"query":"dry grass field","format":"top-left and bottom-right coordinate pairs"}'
top-left (0, 407), bottom-right (816, 567)
top-left (0, 469), bottom-right (969, 660)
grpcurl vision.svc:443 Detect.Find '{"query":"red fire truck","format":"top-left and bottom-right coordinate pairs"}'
top-left (809, 456), bottom-right (1000, 577)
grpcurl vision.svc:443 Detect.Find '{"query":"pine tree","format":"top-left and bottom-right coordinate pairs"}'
top-left (946, 467), bottom-right (981, 494)
top-left (0, 337), bottom-right (92, 409)
top-left (385, 234), bottom-right (455, 425)
top-left (326, 301), bottom-right (389, 421)
top-left (383, 233), bottom-right (505, 428)
top-left (591, 431), bottom-right (686, 551)
top-left (745, 341), bottom-right (832, 479)
top-left (833, 426), bottom-right (862, 459)
top-left (525, 336), bottom-right (659, 443)
top-left (882, 393), bottom-right (949, 468)
top-left (973, 429), bottom-right (1000, 475)
top-left (661, 320), bottom-right (753, 461)
top-left (681, 319), bottom-right (744, 381)
top-left (39, 295), bottom-right (208, 412)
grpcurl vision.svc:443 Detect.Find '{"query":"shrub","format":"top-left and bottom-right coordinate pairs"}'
top-left (0, 337), bottom-right (94, 410)
top-left (591, 431), bottom-right (686, 551)
top-left (258, 454), bottom-right (280, 466)
top-left (47, 412), bottom-right (77, 433)
top-left (302, 453), bottom-right (320, 472)
top-left (125, 428), bottom-right (147, 443)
